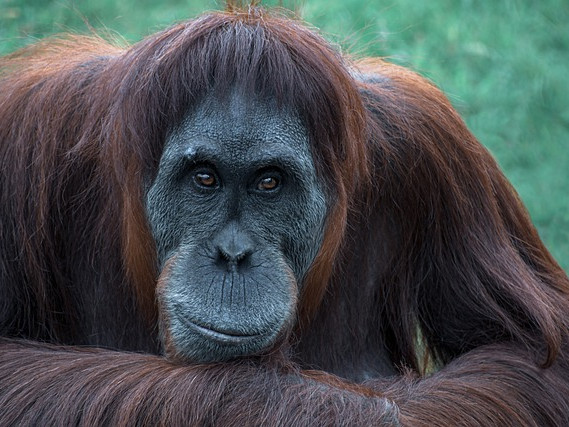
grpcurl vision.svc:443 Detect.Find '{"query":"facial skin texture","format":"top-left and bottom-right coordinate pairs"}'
top-left (146, 91), bottom-right (328, 362)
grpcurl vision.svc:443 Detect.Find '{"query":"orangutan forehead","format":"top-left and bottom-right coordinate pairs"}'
top-left (174, 91), bottom-right (308, 150)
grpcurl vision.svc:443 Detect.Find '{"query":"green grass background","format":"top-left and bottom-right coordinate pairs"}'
top-left (1, 0), bottom-right (568, 272)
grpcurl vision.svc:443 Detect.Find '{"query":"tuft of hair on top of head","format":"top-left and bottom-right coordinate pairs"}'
top-left (225, 0), bottom-right (262, 12)
top-left (224, 0), bottom-right (302, 21)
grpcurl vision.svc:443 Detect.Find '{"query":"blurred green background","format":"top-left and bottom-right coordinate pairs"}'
top-left (1, 0), bottom-right (568, 272)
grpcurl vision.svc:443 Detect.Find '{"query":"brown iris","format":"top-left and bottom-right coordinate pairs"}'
top-left (257, 176), bottom-right (279, 191)
top-left (195, 172), bottom-right (217, 188)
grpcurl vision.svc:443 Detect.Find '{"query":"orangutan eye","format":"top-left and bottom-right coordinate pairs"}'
top-left (257, 176), bottom-right (280, 191)
top-left (194, 171), bottom-right (218, 188)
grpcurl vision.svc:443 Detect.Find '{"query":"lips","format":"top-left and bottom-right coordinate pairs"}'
top-left (177, 315), bottom-right (265, 345)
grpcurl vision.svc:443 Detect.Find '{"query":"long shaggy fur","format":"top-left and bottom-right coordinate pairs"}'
top-left (1, 5), bottom-right (569, 425)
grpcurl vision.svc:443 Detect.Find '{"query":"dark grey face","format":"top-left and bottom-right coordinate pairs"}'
top-left (146, 92), bottom-right (328, 362)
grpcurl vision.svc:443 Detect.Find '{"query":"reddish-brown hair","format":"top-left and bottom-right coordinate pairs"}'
top-left (353, 59), bottom-right (569, 370)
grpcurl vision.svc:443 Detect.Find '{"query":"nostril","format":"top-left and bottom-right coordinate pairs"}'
top-left (217, 247), bottom-right (230, 262)
top-left (234, 249), bottom-right (250, 263)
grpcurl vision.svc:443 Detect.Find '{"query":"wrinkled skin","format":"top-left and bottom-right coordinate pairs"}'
top-left (146, 91), bottom-right (328, 362)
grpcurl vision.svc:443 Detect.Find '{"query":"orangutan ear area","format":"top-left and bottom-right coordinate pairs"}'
top-left (1, 2), bottom-right (568, 425)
